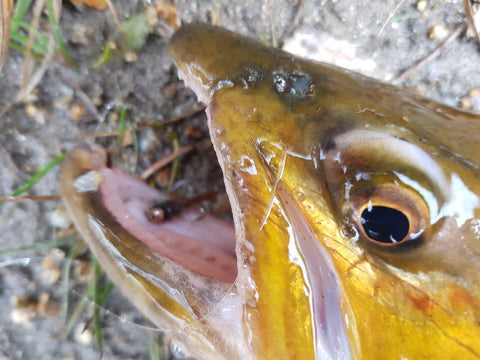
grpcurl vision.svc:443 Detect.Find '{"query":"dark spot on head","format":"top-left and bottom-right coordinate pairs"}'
top-left (271, 71), bottom-right (314, 99)
top-left (324, 139), bottom-right (336, 151)
top-left (288, 73), bottom-right (314, 97)
top-left (237, 65), bottom-right (265, 88)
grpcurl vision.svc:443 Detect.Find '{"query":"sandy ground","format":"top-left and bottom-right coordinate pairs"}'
top-left (0, 0), bottom-right (479, 359)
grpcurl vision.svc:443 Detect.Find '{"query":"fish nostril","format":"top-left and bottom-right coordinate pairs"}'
top-left (360, 206), bottom-right (410, 244)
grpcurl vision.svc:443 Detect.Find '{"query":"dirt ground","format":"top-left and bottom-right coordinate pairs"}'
top-left (0, 0), bottom-right (479, 359)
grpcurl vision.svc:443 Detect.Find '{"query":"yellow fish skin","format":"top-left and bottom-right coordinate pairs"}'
top-left (61, 23), bottom-right (480, 359)
top-left (168, 23), bottom-right (480, 359)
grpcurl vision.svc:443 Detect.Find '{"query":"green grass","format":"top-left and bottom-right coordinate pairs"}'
top-left (9, 0), bottom-right (76, 67)
top-left (1, 152), bottom-right (66, 205)
top-left (60, 245), bottom-right (114, 354)
top-left (0, 233), bottom-right (77, 255)
top-left (45, 0), bottom-right (76, 67)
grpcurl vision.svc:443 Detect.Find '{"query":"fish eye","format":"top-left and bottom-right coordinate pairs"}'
top-left (320, 130), bottom-right (447, 249)
top-left (348, 184), bottom-right (429, 248)
top-left (360, 205), bottom-right (409, 244)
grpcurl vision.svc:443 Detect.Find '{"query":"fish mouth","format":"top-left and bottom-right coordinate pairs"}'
top-left (61, 144), bottom-right (238, 283)
top-left (61, 144), bottom-right (248, 358)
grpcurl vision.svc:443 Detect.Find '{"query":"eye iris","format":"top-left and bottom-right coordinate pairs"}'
top-left (360, 206), bottom-right (410, 244)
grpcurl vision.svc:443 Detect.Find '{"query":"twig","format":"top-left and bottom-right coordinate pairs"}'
top-left (0, 0), bottom-right (13, 71)
top-left (277, 0), bottom-right (304, 47)
top-left (463, 0), bottom-right (480, 45)
top-left (0, 194), bottom-right (61, 202)
top-left (20, 0), bottom-right (45, 93)
top-left (81, 104), bottom-right (206, 138)
top-left (157, 103), bottom-right (206, 125)
top-left (72, 84), bottom-right (104, 123)
top-left (393, 24), bottom-right (465, 84)
top-left (105, 0), bottom-right (123, 34)
top-left (14, 0), bottom-right (62, 102)
top-left (140, 144), bottom-right (195, 180)
top-left (377, 0), bottom-right (407, 37)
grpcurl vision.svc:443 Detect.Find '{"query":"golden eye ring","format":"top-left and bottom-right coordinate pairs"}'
top-left (349, 184), bottom-right (430, 248)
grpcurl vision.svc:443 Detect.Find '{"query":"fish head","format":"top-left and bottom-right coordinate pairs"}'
top-left (61, 22), bottom-right (480, 360)
top-left (169, 23), bottom-right (480, 358)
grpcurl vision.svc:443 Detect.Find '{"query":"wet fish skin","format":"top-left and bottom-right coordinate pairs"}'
top-left (169, 23), bottom-right (480, 358)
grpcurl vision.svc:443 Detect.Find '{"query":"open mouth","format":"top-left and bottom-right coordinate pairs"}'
top-left (96, 153), bottom-right (238, 283)
top-left (67, 144), bottom-right (238, 284)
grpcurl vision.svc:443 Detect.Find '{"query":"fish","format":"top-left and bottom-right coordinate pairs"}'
top-left (61, 23), bottom-right (480, 359)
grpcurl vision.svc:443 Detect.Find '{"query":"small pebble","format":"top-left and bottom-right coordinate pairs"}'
top-left (70, 23), bottom-right (94, 46)
top-left (417, 0), bottom-right (427, 12)
top-left (11, 296), bottom-right (36, 327)
top-left (48, 207), bottom-right (72, 230)
top-left (124, 51), bottom-right (138, 63)
top-left (74, 322), bottom-right (93, 345)
top-left (155, 168), bottom-right (171, 188)
top-left (185, 125), bottom-right (203, 139)
top-left (70, 103), bottom-right (85, 122)
top-left (146, 4), bottom-right (158, 27)
top-left (37, 292), bottom-right (60, 317)
top-left (40, 249), bottom-right (65, 285)
top-left (73, 260), bottom-right (93, 283)
top-left (24, 103), bottom-right (38, 117)
top-left (154, 1), bottom-right (182, 30)
top-left (461, 89), bottom-right (480, 112)
top-left (429, 24), bottom-right (449, 41)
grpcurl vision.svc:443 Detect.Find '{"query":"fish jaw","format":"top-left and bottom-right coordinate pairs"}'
top-left (169, 23), bottom-right (480, 359)
top-left (60, 145), bottom-right (249, 359)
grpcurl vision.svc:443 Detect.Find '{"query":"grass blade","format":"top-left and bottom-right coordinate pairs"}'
top-left (0, 233), bottom-right (77, 255)
top-left (45, 0), bottom-right (76, 68)
top-left (5, 152), bottom-right (66, 202)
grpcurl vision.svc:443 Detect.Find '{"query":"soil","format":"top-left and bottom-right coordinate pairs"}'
top-left (0, 0), bottom-right (478, 359)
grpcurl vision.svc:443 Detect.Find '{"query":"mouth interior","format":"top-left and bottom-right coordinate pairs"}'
top-left (98, 166), bottom-right (238, 283)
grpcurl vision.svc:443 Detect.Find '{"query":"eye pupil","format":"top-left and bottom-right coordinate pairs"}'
top-left (360, 206), bottom-right (410, 244)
